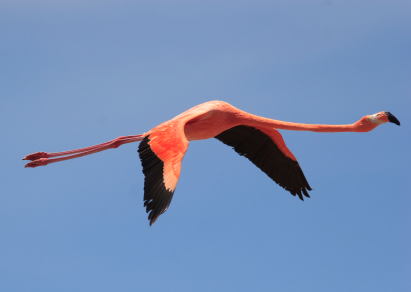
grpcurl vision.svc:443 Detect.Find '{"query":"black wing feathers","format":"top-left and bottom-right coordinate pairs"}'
top-left (215, 125), bottom-right (312, 200)
top-left (138, 136), bottom-right (174, 225)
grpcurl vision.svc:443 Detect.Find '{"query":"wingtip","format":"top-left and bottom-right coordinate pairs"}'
top-left (302, 188), bottom-right (310, 198)
top-left (148, 214), bottom-right (158, 226)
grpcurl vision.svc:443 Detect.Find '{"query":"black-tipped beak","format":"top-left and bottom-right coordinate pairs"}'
top-left (385, 112), bottom-right (400, 126)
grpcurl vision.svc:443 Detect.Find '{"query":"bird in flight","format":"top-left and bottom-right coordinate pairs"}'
top-left (23, 101), bottom-right (400, 225)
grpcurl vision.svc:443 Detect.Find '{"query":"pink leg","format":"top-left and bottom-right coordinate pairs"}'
top-left (23, 134), bottom-right (145, 168)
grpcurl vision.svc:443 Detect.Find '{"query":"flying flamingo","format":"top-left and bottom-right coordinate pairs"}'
top-left (23, 101), bottom-right (400, 225)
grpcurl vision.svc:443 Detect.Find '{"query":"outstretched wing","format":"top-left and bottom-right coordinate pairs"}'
top-left (215, 125), bottom-right (312, 200)
top-left (138, 121), bottom-right (188, 225)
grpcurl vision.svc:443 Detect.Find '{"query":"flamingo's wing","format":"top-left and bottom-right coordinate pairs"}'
top-left (215, 125), bottom-right (312, 200)
top-left (138, 121), bottom-right (189, 225)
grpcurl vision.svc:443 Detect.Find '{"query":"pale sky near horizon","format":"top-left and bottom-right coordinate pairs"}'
top-left (1, 1), bottom-right (410, 291)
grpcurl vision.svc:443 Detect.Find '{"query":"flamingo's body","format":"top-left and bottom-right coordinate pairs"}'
top-left (23, 101), bottom-right (400, 225)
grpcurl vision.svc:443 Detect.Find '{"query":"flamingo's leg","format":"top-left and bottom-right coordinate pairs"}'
top-left (23, 134), bottom-right (145, 168)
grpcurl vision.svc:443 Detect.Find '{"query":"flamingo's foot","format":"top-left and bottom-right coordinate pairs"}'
top-left (22, 152), bottom-right (49, 161)
top-left (24, 158), bottom-right (48, 168)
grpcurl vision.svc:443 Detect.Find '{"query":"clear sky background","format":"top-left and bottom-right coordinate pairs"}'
top-left (1, 1), bottom-right (410, 291)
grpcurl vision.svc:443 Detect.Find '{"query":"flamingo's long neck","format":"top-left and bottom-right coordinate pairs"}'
top-left (264, 120), bottom-right (357, 132)
top-left (243, 114), bottom-right (369, 133)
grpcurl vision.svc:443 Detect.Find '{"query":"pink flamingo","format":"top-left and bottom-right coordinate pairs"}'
top-left (23, 101), bottom-right (400, 225)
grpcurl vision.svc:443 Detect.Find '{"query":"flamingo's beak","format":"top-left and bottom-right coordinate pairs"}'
top-left (385, 112), bottom-right (400, 126)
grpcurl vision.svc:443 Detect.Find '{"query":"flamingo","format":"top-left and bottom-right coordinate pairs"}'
top-left (23, 101), bottom-right (400, 225)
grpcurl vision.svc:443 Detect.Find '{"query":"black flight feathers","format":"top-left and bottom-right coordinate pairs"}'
top-left (215, 125), bottom-right (312, 201)
top-left (138, 136), bottom-right (174, 226)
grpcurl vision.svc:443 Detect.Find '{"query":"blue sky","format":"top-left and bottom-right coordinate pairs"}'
top-left (1, 1), bottom-right (410, 291)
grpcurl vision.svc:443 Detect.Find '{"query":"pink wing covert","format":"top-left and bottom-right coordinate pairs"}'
top-left (138, 119), bottom-right (189, 225)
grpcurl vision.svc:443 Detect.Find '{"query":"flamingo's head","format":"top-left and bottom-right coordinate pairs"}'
top-left (367, 111), bottom-right (401, 126)
top-left (355, 112), bottom-right (400, 132)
